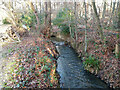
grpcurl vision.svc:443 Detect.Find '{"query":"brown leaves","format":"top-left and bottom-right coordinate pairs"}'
top-left (75, 29), bottom-right (120, 88)
top-left (5, 36), bottom-right (59, 88)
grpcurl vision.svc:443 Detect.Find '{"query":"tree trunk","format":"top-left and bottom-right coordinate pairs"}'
top-left (102, 0), bottom-right (106, 28)
top-left (44, 2), bottom-right (48, 25)
top-left (92, 0), bottom-right (104, 40)
top-left (47, 0), bottom-right (51, 38)
top-left (102, 0), bottom-right (106, 18)
top-left (84, 1), bottom-right (87, 53)
top-left (29, 2), bottom-right (40, 30)
top-left (74, 2), bottom-right (78, 48)
top-left (48, 1), bottom-right (51, 28)
top-left (110, 0), bottom-right (113, 12)
top-left (117, 2), bottom-right (120, 28)
top-left (115, 1), bottom-right (120, 58)
top-left (43, 1), bottom-right (51, 38)
top-left (39, 2), bottom-right (41, 14)
top-left (112, 0), bottom-right (116, 28)
top-left (112, 1), bottom-right (116, 14)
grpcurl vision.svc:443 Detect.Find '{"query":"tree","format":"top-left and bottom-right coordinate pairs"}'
top-left (111, 0), bottom-right (116, 28)
top-left (117, 1), bottom-right (120, 28)
top-left (102, 0), bottom-right (106, 18)
top-left (74, 2), bottom-right (78, 48)
top-left (92, 0), bottom-right (104, 40)
top-left (84, 1), bottom-right (87, 53)
top-left (39, 1), bottom-right (41, 14)
top-left (48, 1), bottom-right (51, 28)
top-left (115, 1), bottom-right (120, 58)
top-left (44, 2), bottom-right (48, 26)
top-left (29, 2), bottom-right (40, 30)
top-left (43, 0), bottom-right (51, 38)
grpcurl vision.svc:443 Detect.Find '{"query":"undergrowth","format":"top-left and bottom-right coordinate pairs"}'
top-left (83, 55), bottom-right (100, 74)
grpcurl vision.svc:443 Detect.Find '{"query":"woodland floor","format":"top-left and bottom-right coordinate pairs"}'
top-left (1, 32), bottom-right (59, 88)
top-left (75, 29), bottom-right (120, 88)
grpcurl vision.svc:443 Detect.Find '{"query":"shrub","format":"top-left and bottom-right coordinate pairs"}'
top-left (59, 24), bottom-right (69, 35)
top-left (83, 55), bottom-right (100, 73)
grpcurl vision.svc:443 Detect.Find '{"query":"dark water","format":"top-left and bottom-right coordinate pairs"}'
top-left (51, 37), bottom-right (109, 88)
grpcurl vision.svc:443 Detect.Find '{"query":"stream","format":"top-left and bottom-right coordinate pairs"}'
top-left (51, 37), bottom-right (109, 88)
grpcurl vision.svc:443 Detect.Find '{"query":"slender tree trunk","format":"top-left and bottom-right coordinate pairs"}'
top-left (109, 0), bottom-right (116, 28)
top-left (39, 2), bottom-right (41, 14)
top-left (47, 0), bottom-right (51, 38)
top-left (115, 1), bottom-right (120, 58)
top-left (68, 12), bottom-right (73, 40)
top-left (44, 2), bottom-right (48, 25)
top-left (84, 1), bottom-right (87, 53)
top-left (74, 2), bottom-right (78, 48)
top-left (48, 1), bottom-right (51, 27)
top-left (102, 0), bottom-right (106, 18)
top-left (118, 1), bottom-right (120, 28)
top-left (92, 0), bottom-right (104, 40)
top-left (110, 0), bottom-right (113, 12)
top-left (112, 1), bottom-right (116, 14)
top-left (29, 2), bottom-right (40, 30)
top-left (102, 0), bottom-right (106, 28)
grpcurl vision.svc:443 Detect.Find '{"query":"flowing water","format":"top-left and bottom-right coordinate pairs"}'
top-left (51, 37), bottom-right (109, 89)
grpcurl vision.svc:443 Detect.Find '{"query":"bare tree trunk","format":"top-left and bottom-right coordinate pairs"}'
top-left (110, 0), bottom-right (113, 12)
top-left (74, 2), bottom-right (78, 48)
top-left (92, 0), bottom-right (104, 40)
top-left (39, 2), bottom-right (41, 14)
top-left (112, 0), bottom-right (116, 14)
top-left (112, 0), bottom-right (116, 28)
top-left (44, 2), bottom-right (48, 25)
top-left (84, 1), bottom-right (87, 53)
top-left (102, 0), bottom-right (106, 18)
top-left (48, 1), bottom-right (51, 27)
top-left (115, 1), bottom-right (120, 58)
top-left (29, 2), bottom-right (40, 30)
top-left (43, 1), bottom-right (51, 38)
top-left (102, 0), bottom-right (106, 28)
top-left (118, 1), bottom-right (120, 28)
top-left (47, 0), bottom-right (51, 38)
top-left (109, 0), bottom-right (116, 28)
